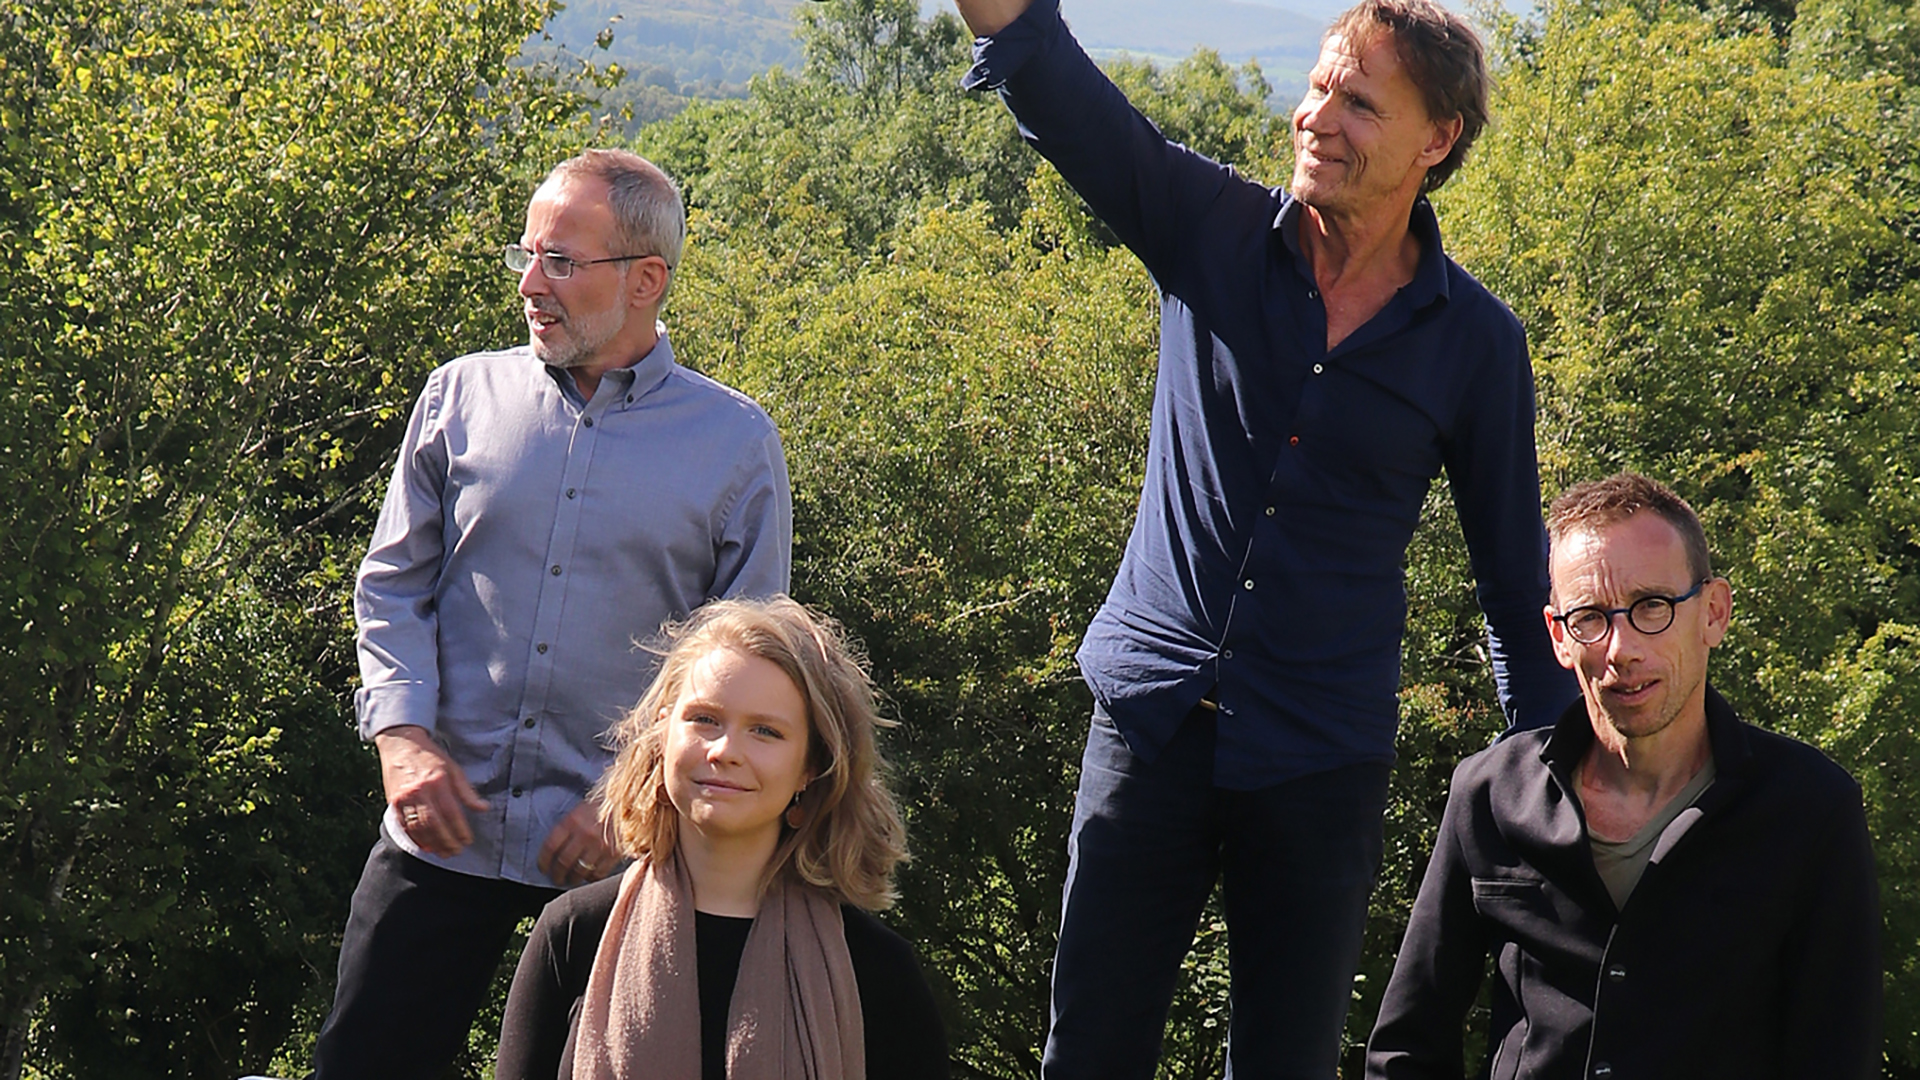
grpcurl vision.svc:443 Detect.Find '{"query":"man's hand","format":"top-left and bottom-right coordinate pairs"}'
top-left (375, 725), bottom-right (488, 857)
top-left (954, 0), bottom-right (1033, 37)
top-left (538, 801), bottom-right (621, 888)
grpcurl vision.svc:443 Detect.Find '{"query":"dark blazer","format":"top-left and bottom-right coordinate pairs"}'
top-left (1367, 686), bottom-right (1881, 1080)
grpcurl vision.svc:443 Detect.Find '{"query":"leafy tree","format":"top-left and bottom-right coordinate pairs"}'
top-left (677, 205), bottom-right (1155, 1076)
top-left (0, 0), bottom-right (589, 1075)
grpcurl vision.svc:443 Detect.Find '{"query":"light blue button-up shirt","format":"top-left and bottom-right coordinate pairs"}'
top-left (353, 329), bottom-right (791, 885)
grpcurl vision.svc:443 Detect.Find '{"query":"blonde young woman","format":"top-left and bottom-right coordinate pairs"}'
top-left (495, 597), bottom-right (947, 1080)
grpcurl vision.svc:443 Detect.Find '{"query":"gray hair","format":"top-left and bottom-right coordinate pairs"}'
top-left (543, 149), bottom-right (686, 304)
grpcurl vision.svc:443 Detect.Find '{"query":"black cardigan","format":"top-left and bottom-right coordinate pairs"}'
top-left (495, 875), bottom-right (950, 1080)
top-left (1367, 687), bottom-right (1881, 1079)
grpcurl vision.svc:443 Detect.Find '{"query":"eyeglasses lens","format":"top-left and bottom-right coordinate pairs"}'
top-left (503, 246), bottom-right (575, 279)
top-left (1566, 611), bottom-right (1609, 643)
top-left (1628, 597), bottom-right (1674, 635)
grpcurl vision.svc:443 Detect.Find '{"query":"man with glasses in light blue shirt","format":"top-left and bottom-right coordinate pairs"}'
top-left (312, 149), bottom-right (792, 1080)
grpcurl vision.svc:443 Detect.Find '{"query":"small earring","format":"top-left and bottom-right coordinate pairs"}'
top-left (785, 791), bottom-right (805, 830)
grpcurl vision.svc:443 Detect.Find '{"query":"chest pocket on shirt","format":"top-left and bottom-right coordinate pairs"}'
top-left (1471, 876), bottom-right (1553, 916)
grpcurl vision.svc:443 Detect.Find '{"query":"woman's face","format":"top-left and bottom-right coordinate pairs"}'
top-left (663, 645), bottom-right (813, 854)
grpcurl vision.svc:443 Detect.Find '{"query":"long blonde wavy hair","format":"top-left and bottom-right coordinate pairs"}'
top-left (594, 596), bottom-right (908, 910)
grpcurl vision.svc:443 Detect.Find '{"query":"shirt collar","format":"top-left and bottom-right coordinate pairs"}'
top-left (541, 320), bottom-right (677, 406)
top-left (1540, 683), bottom-right (1748, 777)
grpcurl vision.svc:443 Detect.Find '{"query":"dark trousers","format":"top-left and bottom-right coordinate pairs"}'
top-left (1042, 706), bottom-right (1392, 1080)
top-left (312, 836), bottom-right (561, 1080)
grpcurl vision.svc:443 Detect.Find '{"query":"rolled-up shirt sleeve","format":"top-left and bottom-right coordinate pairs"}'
top-left (353, 375), bottom-right (449, 740)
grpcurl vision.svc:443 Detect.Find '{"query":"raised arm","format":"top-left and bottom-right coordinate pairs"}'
top-left (959, 0), bottom-right (1264, 288)
top-left (952, 0), bottom-right (1031, 36)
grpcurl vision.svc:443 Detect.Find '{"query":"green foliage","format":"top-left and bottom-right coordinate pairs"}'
top-left (0, 0), bottom-right (591, 1074)
top-left (687, 206), bottom-right (1157, 1077)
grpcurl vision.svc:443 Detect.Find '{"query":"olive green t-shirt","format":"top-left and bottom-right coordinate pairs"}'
top-left (1589, 758), bottom-right (1718, 911)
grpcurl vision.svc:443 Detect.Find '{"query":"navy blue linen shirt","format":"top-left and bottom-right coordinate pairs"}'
top-left (968, 1), bottom-right (1576, 789)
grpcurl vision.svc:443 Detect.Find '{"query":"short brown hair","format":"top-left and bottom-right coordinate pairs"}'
top-left (1327, 0), bottom-right (1490, 193)
top-left (1547, 473), bottom-right (1714, 597)
top-left (594, 596), bottom-right (908, 911)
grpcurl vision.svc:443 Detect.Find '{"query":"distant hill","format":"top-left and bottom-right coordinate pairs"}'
top-left (533, 0), bottom-right (1329, 117)
top-left (1049, 0), bottom-right (1323, 77)
top-left (534, 0), bottom-right (810, 93)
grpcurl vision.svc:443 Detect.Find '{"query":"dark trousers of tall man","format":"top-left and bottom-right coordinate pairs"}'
top-left (1043, 703), bottom-right (1392, 1080)
top-left (311, 836), bottom-right (560, 1080)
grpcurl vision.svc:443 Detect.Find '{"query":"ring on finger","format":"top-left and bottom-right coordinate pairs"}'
top-left (575, 857), bottom-right (593, 872)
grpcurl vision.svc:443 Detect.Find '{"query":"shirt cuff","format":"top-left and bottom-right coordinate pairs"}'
top-left (355, 682), bottom-right (439, 741)
top-left (960, 0), bottom-right (1063, 92)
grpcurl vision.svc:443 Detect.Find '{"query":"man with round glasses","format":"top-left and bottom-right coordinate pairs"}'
top-left (312, 149), bottom-right (791, 1079)
top-left (1366, 471), bottom-right (1880, 1079)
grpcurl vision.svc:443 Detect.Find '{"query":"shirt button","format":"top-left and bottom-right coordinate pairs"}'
top-left (511, 786), bottom-right (524, 798)
top-left (1288, 435), bottom-right (1300, 446)
top-left (1265, 506), bottom-right (1276, 516)
top-left (626, 395), bottom-right (634, 404)
top-left (1307, 289), bottom-right (1319, 299)
top-left (1591, 1065), bottom-right (1612, 1079)
top-left (1312, 363), bottom-right (1324, 374)
top-left (583, 416), bottom-right (594, 428)
top-left (1606, 964), bottom-right (1626, 982)
top-left (536, 642), bottom-right (549, 654)
top-left (566, 488), bottom-right (576, 499)
top-left (550, 564), bottom-right (562, 576)
top-left (523, 716), bottom-right (536, 729)
top-left (1243, 579), bottom-right (1255, 590)
top-left (1222, 649), bottom-right (1234, 660)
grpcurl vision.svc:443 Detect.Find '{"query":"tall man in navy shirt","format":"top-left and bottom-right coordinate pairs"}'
top-left (312, 149), bottom-right (791, 1079)
top-left (951, 0), bottom-right (1577, 1075)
